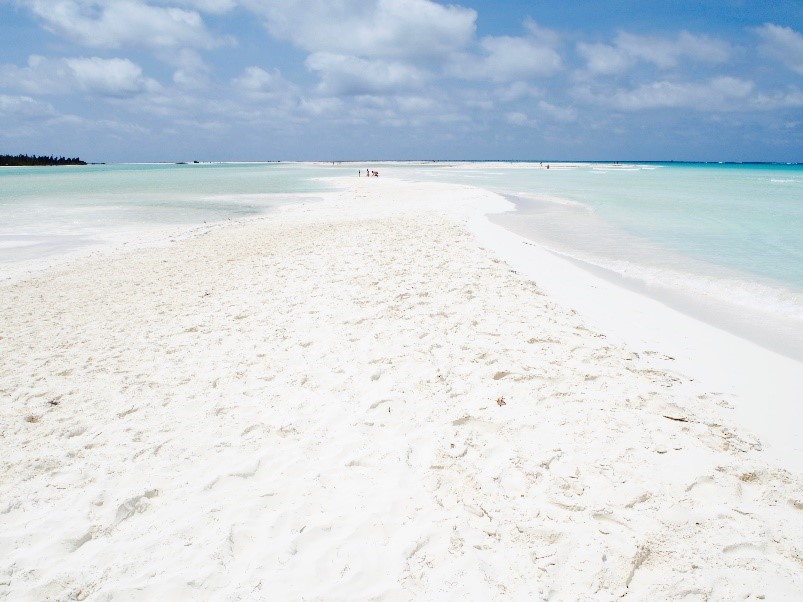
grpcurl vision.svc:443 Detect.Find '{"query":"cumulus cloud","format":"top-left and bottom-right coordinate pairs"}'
top-left (618, 31), bottom-right (730, 68)
top-left (523, 18), bottom-right (561, 47)
top-left (0, 55), bottom-right (157, 98)
top-left (496, 81), bottom-right (542, 103)
top-left (755, 23), bottom-right (803, 75)
top-left (537, 100), bottom-right (576, 122)
top-left (241, 0), bottom-right (476, 60)
top-left (450, 22), bottom-right (562, 83)
top-left (503, 100), bottom-right (575, 127)
top-left (67, 57), bottom-right (155, 96)
top-left (21, 0), bottom-right (220, 49)
top-left (749, 88), bottom-right (803, 110)
top-left (0, 56), bottom-right (69, 95)
top-left (0, 93), bottom-right (58, 118)
top-left (6, 1), bottom-right (801, 159)
top-left (298, 95), bottom-right (344, 117)
top-left (232, 66), bottom-right (300, 112)
top-left (575, 42), bottom-right (632, 76)
top-left (505, 111), bottom-right (529, 126)
top-left (577, 76), bottom-right (754, 111)
top-left (158, 0), bottom-right (237, 13)
top-left (306, 52), bottom-right (428, 95)
top-left (170, 49), bottom-right (211, 88)
top-left (229, 0), bottom-right (480, 107)
top-left (234, 66), bottom-right (296, 95)
top-left (477, 35), bottom-right (562, 81)
top-left (314, 92), bottom-right (447, 128)
top-left (578, 31), bottom-right (730, 75)
top-left (395, 95), bottom-right (436, 113)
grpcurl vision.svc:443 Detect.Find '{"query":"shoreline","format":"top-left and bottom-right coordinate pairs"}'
top-left (0, 191), bottom-right (336, 286)
top-left (490, 194), bottom-right (803, 365)
top-left (1, 177), bottom-right (801, 599)
top-left (472, 209), bottom-right (803, 473)
top-left (4, 174), bottom-right (801, 469)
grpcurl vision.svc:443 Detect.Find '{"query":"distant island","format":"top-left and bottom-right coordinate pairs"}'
top-left (1, 154), bottom-right (87, 166)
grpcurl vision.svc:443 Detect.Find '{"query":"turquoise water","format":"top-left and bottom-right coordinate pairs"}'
top-left (383, 162), bottom-right (803, 290)
top-left (0, 162), bottom-right (344, 265)
top-left (4, 161), bottom-right (801, 295)
top-left (4, 160), bottom-right (801, 293)
top-left (2, 160), bottom-right (801, 355)
top-left (375, 161), bottom-right (803, 357)
top-left (0, 162), bottom-right (339, 226)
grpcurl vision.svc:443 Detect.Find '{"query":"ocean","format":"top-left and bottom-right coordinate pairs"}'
top-left (2, 160), bottom-right (801, 359)
top-left (0, 162), bottom-right (336, 267)
top-left (384, 161), bottom-right (803, 360)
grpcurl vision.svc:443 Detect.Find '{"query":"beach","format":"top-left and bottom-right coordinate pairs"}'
top-left (1, 176), bottom-right (802, 600)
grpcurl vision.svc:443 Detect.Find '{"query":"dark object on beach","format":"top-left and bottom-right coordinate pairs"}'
top-left (1, 154), bottom-right (87, 166)
top-left (496, 396), bottom-right (506, 406)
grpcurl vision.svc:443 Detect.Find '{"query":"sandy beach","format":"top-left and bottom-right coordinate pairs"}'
top-left (1, 177), bottom-right (802, 600)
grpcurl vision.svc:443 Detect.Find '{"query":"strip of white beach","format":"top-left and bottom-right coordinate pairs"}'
top-left (1, 176), bottom-right (801, 601)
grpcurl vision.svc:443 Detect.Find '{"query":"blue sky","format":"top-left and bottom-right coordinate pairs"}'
top-left (0, 0), bottom-right (801, 162)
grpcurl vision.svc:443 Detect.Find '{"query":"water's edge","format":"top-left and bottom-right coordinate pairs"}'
top-left (491, 204), bottom-right (803, 363)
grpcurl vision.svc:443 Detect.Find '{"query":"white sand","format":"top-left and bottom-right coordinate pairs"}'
top-left (1, 178), bottom-right (802, 601)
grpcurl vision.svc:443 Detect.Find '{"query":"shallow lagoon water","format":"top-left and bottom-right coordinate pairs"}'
top-left (0, 162), bottom-right (346, 268)
top-left (2, 160), bottom-right (801, 359)
top-left (375, 161), bottom-right (803, 360)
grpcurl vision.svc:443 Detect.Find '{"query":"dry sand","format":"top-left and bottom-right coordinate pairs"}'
top-left (1, 178), bottom-right (802, 600)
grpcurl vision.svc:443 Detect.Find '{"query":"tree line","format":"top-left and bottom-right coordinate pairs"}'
top-left (0, 154), bottom-right (87, 166)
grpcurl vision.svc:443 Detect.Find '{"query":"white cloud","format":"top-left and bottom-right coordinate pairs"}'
top-left (231, 66), bottom-right (300, 114)
top-left (318, 93), bottom-right (449, 128)
top-left (21, 0), bottom-right (220, 49)
top-left (578, 76), bottom-right (754, 111)
top-left (478, 35), bottom-right (562, 81)
top-left (504, 101), bottom-right (575, 127)
top-left (241, 0), bottom-right (476, 59)
top-left (234, 66), bottom-right (296, 95)
top-left (6, 1), bottom-right (800, 159)
top-left (298, 95), bottom-right (344, 117)
top-left (395, 95), bottom-right (436, 113)
top-left (576, 42), bottom-right (632, 75)
top-left (506, 111), bottom-right (529, 126)
top-left (496, 81), bottom-right (542, 102)
top-left (305, 52), bottom-right (428, 95)
top-left (0, 56), bottom-right (68, 95)
top-left (0, 55), bottom-right (157, 98)
top-left (159, 0), bottom-right (237, 13)
top-left (450, 22), bottom-right (562, 83)
top-left (65, 57), bottom-right (154, 97)
top-left (171, 49), bottom-right (210, 88)
top-left (578, 31), bottom-right (730, 75)
top-left (464, 98), bottom-right (493, 111)
top-left (0, 94), bottom-right (58, 118)
top-left (755, 23), bottom-right (803, 75)
top-left (523, 18), bottom-right (561, 47)
top-left (749, 89), bottom-right (803, 110)
top-left (618, 31), bottom-right (729, 68)
top-left (230, 0), bottom-right (483, 112)
top-left (537, 100), bottom-right (576, 122)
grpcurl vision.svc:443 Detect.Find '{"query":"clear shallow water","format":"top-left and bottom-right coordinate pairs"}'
top-left (374, 161), bottom-right (803, 359)
top-left (0, 162), bottom-right (346, 268)
top-left (2, 160), bottom-right (801, 358)
top-left (383, 162), bottom-right (803, 289)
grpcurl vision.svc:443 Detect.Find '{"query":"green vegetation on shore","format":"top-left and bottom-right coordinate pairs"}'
top-left (1, 154), bottom-right (87, 166)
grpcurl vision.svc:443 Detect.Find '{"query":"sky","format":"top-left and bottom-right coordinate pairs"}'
top-left (0, 0), bottom-right (801, 162)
